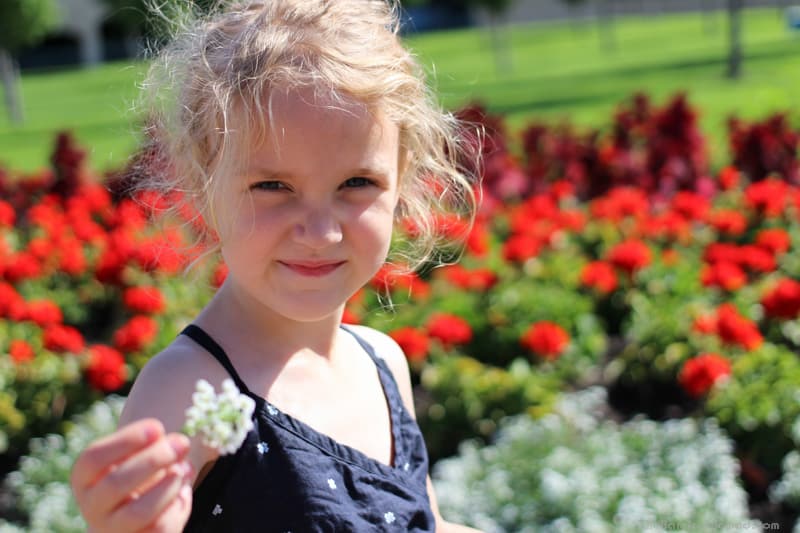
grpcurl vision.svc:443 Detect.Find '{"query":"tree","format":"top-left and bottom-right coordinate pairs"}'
top-left (469, 0), bottom-right (516, 74)
top-left (726, 0), bottom-right (743, 79)
top-left (0, 0), bottom-right (57, 124)
top-left (101, 0), bottom-right (218, 40)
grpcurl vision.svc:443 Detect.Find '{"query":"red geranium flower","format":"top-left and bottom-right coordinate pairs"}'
top-left (69, 209), bottom-right (105, 243)
top-left (549, 180), bottom-right (575, 201)
top-left (27, 237), bottom-right (53, 261)
top-left (580, 261), bottom-right (618, 294)
top-left (708, 209), bottom-right (747, 236)
top-left (9, 340), bottom-right (35, 363)
top-left (426, 314), bottom-right (473, 348)
top-left (670, 191), bottom-right (710, 221)
top-left (738, 245), bottom-right (776, 273)
top-left (468, 268), bottom-right (499, 291)
top-left (502, 234), bottom-right (540, 263)
top-left (520, 321), bottom-right (570, 361)
top-left (3, 252), bottom-right (42, 283)
top-left (679, 353), bottom-right (731, 398)
top-left (608, 240), bottom-right (652, 276)
top-left (703, 242), bottom-right (742, 265)
top-left (700, 262), bottom-right (746, 291)
top-left (113, 315), bottom-right (158, 353)
top-left (388, 327), bottom-right (430, 363)
top-left (466, 222), bottom-right (490, 257)
top-left (556, 209), bottom-right (586, 232)
top-left (590, 187), bottom-right (649, 222)
top-left (94, 248), bottom-right (127, 285)
top-left (123, 286), bottom-right (165, 314)
top-left (0, 200), bottom-right (14, 227)
top-left (135, 234), bottom-right (186, 274)
top-left (0, 282), bottom-right (26, 321)
top-left (755, 228), bottom-right (791, 256)
top-left (716, 303), bottom-right (762, 350)
top-left (77, 182), bottom-right (112, 213)
top-left (106, 198), bottom-right (147, 229)
top-left (27, 202), bottom-right (65, 234)
top-left (642, 212), bottom-right (690, 242)
top-left (761, 279), bottom-right (800, 320)
top-left (86, 344), bottom-right (128, 392)
top-left (438, 264), bottom-right (497, 291)
top-left (43, 324), bottom-right (85, 354)
top-left (744, 179), bottom-right (788, 217)
top-left (718, 166), bottom-right (740, 190)
top-left (25, 300), bottom-right (63, 327)
top-left (58, 238), bottom-right (87, 276)
top-left (370, 264), bottom-right (430, 299)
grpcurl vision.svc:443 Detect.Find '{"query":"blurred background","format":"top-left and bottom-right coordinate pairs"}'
top-left (2, 0), bottom-right (799, 171)
top-left (2, 1), bottom-right (800, 532)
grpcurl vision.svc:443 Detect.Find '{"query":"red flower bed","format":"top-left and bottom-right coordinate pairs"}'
top-left (4, 95), bottom-right (800, 526)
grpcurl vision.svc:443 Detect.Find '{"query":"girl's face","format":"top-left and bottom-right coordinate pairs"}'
top-left (216, 89), bottom-right (401, 322)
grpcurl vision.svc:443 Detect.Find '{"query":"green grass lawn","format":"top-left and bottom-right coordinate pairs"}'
top-left (1, 7), bottom-right (799, 173)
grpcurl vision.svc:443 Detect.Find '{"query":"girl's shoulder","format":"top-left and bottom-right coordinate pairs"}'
top-left (344, 324), bottom-right (416, 418)
top-left (345, 324), bottom-right (404, 365)
top-left (118, 334), bottom-right (231, 434)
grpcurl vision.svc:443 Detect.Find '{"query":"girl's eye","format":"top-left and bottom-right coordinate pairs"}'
top-left (342, 177), bottom-right (375, 189)
top-left (251, 181), bottom-right (287, 191)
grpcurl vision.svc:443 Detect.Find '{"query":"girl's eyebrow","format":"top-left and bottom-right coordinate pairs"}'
top-left (349, 167), bottom-right (391, 178)
top-left (245, 166), bottom-right (392, 180)
top-left (244, 168), bottom-right (291, 180)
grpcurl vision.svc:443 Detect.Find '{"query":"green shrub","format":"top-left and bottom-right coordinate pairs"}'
top-left (418, 355), bottom-right (560, 463)
top-left (706, 343), bottom-right (800, 470)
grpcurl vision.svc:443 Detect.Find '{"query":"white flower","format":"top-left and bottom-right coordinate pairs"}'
top-left (183, 379), bottom-right (255, 455)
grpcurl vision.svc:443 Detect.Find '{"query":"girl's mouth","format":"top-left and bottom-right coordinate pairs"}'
top-left (278, 260), bottom-right (346, 277)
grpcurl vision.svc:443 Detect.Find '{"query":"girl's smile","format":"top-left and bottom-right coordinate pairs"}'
top-left (277, 260), bottom-right (347, 278)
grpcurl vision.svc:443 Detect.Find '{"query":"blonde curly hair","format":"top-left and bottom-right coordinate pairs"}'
top-left (136, 0), bottom-right (479, 271)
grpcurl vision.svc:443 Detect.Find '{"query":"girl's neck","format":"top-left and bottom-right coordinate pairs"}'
top-left (196, 281), bottom-right (344, 361)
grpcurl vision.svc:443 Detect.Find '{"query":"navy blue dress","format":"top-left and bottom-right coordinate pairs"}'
top-left (181, 324), bottom-right (436, 532)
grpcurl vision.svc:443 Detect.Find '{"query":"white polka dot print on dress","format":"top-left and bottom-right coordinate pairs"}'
top-left (384, 511), bottom-right (396, 524)
top-left (267, 404), bottom-right (279, 416)
top-left (212, 504), bottom-right (223, 516)
top-left (327, 478), bottom-right (337, 490)
top-left (257, 441), bottom-right (270, 454)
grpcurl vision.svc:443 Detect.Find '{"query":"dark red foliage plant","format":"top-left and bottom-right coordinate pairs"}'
top-left (728, 113), bottom-right (800, 184)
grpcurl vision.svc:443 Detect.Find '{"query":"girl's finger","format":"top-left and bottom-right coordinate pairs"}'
top-left (84, 433), bottom-right (191, 519)
top-left (106, 463), bottom-right (191, 533)
top-left (71, 418), bottom-right (164, 491)
top-left (134, 480), bottom-right (193, 533)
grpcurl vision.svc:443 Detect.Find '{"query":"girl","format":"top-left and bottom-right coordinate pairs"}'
top-left (71, 1), bottom-right (481, 531)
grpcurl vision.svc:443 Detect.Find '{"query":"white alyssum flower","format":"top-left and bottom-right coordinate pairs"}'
top-left (183, 379), bottom-right (255, 455)
top-left (0, 396), bottom-right (126, 532)
top-left (432, 387), bottom-right (758, 533)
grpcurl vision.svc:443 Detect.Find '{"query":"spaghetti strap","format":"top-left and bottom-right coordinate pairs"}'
top-left (180, 324), bottom-right (252, 395)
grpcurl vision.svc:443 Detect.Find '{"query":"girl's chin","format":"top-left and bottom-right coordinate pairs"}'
top-left (265, 299), bottom-right (345, 324)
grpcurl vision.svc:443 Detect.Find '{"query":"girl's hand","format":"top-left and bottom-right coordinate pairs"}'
top-left (71, 418), bottom-right (195, 533)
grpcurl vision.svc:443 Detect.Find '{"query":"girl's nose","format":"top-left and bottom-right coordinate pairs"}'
top-left (293, 206), bottom-right (343, 249)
